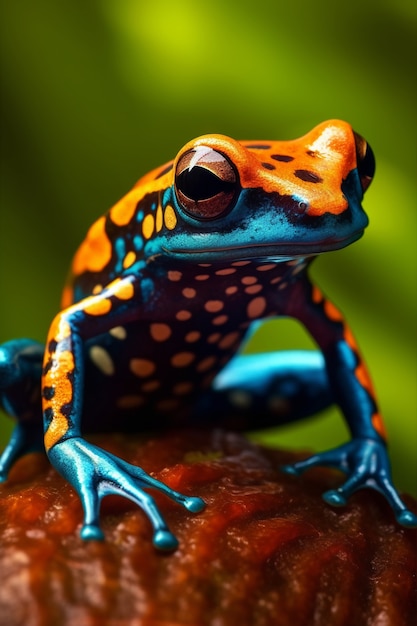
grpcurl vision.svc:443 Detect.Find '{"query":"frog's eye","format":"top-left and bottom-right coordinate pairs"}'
top-left (175, 146), bottom-right (238, 219)
top-left (354, 132), bottom-right (375, 193)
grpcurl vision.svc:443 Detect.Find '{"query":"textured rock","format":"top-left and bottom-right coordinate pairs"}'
top-left (0, 430), bottom-right (416, 626)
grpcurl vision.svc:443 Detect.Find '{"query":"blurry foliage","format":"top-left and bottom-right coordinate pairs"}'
top-left (0, 0), bottom-right (416, 495)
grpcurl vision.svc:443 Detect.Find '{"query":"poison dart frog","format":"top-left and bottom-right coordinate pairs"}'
top-left (1, 120), bottom-right (416, 550)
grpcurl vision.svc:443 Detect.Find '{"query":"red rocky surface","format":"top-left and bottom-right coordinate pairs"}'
top-left (0, 430), bottom-right (416, 626)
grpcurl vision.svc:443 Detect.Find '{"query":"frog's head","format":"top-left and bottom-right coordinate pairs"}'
top-left (145, 120), bottom-right (375, 263)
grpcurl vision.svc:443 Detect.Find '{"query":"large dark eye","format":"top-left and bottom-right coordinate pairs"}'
top-left (175, 146), bottom-right (238, 219)
top-left (354, 132), bottom-right (375, 193)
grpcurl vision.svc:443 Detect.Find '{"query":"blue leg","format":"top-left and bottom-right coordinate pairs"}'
top-left (48, 438), bottom-right (205, 549)
top-left (208, 350), bottom-right (333, 426)
top-left (0, 339), bottom-right (45, 480)
top-left (210, 351), bottom-right (417, 528)
top-left (281, 440), bottom-right (417, 527)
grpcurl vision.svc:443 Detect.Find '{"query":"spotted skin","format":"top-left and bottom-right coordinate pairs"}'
top-left (1, 120), bottom-right (415, 548)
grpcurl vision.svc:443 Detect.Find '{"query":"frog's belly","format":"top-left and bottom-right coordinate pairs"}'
top-left (80, 319), bottom-right (247, 432)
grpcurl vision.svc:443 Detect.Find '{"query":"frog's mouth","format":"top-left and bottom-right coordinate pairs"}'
top-left (161, 232), bottom-right (364, 262)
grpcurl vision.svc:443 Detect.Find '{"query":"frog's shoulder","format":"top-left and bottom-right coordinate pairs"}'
top-left (61, 160), bottom-right (176, 308)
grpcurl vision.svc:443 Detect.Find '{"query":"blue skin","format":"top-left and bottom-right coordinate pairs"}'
top-left (1, 130), bottom-right (416, 548)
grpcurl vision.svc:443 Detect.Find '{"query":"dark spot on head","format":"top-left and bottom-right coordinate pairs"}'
top-left (271, 154), bottom-right (294, 162)
top-left (306, 150), bottom-right (317, 157)
top-left (262, 162), bottom-right (276, 170)
top-left (244, 144), bottom-right (272, 150)
top-left (155, 164), bottom-right (173, 179)
top-left (294, 170), bottom-right (323, 183)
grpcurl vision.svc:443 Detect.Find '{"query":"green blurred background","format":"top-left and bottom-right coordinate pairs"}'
top-left (0, 0), bottom-right (416, 496)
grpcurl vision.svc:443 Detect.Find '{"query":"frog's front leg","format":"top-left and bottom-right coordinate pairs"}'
top-left (42, 276), bottom-right (204, 547)
top-left (282, 281), bottom-right (417, 528)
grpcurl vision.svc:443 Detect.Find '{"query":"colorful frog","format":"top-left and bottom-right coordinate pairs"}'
top-left (1, 120), bottom-right (415, 549)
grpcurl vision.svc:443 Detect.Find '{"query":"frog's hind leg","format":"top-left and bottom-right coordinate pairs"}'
top-left (0, 339), bottom-right (45, 480)
top-left (202, 350), bottom-right (334, 428)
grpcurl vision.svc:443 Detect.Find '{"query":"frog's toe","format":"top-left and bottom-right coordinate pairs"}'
top-left (153, 529), bottom-right (179, 551)
top-left (280, 463), bottom-right (303, 476)
top-left (396, 510), bottom-right (417, 528)
top-left (322, 489), bottom-right (348, 507)
top-left (80, 524), bottom-right (105, 542)
top-left (182, 495), bottom-right (206, 513)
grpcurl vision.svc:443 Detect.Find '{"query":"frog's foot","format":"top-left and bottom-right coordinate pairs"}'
top-left (281, 439), bottom-right (417, 528)
top-left (0, 422), bottom-right (45, 482)
top-left (48, 437), bottom-right (205, 549)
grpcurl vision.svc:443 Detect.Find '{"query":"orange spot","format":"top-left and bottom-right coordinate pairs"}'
top-left (241, 276), bottom-right (257, 285)
top-left (182, 288), bottom-right (196, 299)
top-left (205, 300), bottom-right (224, 313)
top-left (207, 333), bottom-right (221, 344)
top-left (171, 352), bottom-right (195, 367)
top-left (256, 264), bottom-right (276, 272)
top-left (185, 331), bottom-right (201, 343)
top-left (103, 278), bottom-right (135, 301)
top-left (355, 361), bottom-right (375, 396)
top-left (72, 217), bottom-right (112, 276)
top-left (216, 268), bottom-right (237, 276)
top-left (324, 299), bottom-right (343, 322)
top-left (168, 270), bottom-right (182, 282)
top-left (197, 356), bottom-right (217, 372)
top-left (109, 194), bottom-right (138, 227)
top-left (150, 323), bottom-right (172, 342)
top-left (130, 358), bottom-right (156, 378)
top-left (219, 332), bottom-right (240, 350)
top-left (247, 296), bottom-right (267, 319)
top-left (142, 214), bottom-right (155, 240)
top-left (123, 251), bottom-right (136, 269)
top-left (245, 284), bottom-right (263, 295)
top-left (83, 297), bottom-right (112, 316)
top-left (141, 380), bottom-right (160, 393)
top-left (212, 315), bottom-right (228, 325)
top-left (343, 326), bottom-right (359, 352)
top-left (115, 280), bottom-right (134, 301)
top-left (372, 412), bottom-right (387, 440)
top-left (156, 204), bottom-right (163, 232)
top-left (176, 310), bottom-right (192, 321)
top-left (312, 285), bottom-right (323, 304)
top-left (164, 205), bottom-right (177, 230)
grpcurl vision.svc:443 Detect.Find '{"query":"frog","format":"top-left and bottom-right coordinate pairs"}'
top-left (1, 119), bottom-right (416, 550)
